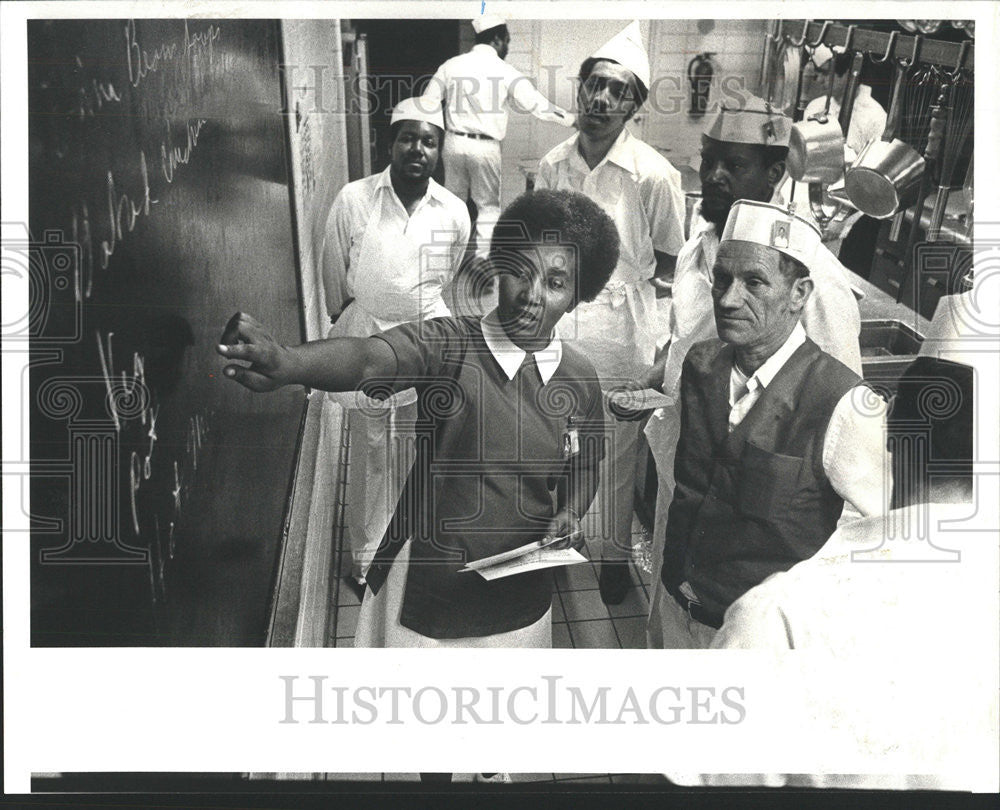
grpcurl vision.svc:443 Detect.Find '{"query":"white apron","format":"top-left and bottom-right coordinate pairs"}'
top-left (326, 192), bottom-right (450, 576)
top-left (644, 228), bottom-right (718, 647)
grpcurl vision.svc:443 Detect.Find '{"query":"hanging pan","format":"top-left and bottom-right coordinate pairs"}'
top-left (787, 23), bottom-right (851, 184)
top-left (845, 32), bottom-right (926, 218)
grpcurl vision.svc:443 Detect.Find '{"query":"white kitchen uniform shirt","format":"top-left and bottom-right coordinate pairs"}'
top-left (537, 127), bottom-right (686, 375)
top-left (321, 166), bottom-right (470, 336)
top-left (424, 44), bottom-right (571, 141)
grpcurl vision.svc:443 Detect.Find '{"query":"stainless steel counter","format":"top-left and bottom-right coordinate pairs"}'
top-left (851, 270), bottom-right (931, 334)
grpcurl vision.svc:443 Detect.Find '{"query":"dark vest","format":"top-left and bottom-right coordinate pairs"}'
top-left (661, 336), bottom-right (862, 623)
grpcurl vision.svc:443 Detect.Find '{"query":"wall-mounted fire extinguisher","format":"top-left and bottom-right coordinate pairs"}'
top-left (688, 52), bottom-right (716, 117)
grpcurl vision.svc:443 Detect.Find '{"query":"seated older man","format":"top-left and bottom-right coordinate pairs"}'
top-left (651, 200), bottom-right (887, 649)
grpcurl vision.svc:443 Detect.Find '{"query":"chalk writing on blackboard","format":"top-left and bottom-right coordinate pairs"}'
top-left (124, 18), bottom-right (221, 91)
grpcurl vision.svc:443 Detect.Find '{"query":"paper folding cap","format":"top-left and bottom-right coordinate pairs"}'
top-left (705, 95), bottom-right (791, 146)
top-left (720, 199), bottom-right (821, 265)
top-left (917, 291), bottom-right (991, 371)
top-left (590, 20), bottom-right (650, 90)
top-left (390, 96), bottom-right (444, 131)
top-left (472, 14), bottom-right (506, 34)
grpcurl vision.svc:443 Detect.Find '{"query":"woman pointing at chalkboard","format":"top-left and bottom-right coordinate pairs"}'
top-left (319, 97), bottom-right (471, 594)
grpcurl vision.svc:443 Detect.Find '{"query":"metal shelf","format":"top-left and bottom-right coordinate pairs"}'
top-left (774, 20), bottom-right (974, 71)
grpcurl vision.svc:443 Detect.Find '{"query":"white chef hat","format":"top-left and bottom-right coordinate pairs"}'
top-left (720, 199), bottom-right (821, 265)
top-left (590, 20), bottom-right (650, 91)
top-left (917, 290), bottom-right (994, 371)
top-left (390, 96), bottom-right (444, 131)
top-left (705, 93), bottom-right (791, 147)
top-left (472, 14), bottom-right (507, 34)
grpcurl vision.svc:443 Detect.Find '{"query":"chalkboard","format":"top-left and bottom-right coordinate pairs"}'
top-left (27, 19), bottom-right (305, 646)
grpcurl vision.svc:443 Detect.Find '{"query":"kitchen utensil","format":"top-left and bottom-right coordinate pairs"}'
top-left (762, 21), bottom-right (786, 104)
top-left (771, 37), bottom-right (803, 116)
top-left (786, 26), bottom-right (857, 185)
top-left (845, 35), bottom-right (926, 218)
top-left (895, 76), bottom-right (952, 304)
top-left (758, 20), bottom-right (781, 100)
top-left (791, 22), bottom-right (832, 121)
top-left (927, 56), bottom-right (973, 241)
top-left (801, 45), bottom-right (864, 227)
top-left (789, 42), bottom-right (809, 121)
top-left (888, 40), bottom-right (933, 241)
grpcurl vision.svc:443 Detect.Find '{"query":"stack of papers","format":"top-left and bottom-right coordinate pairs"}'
top-left (459, 538), bottom-right (588, 581)
top-left (604, 387), bottom-right (674, 411)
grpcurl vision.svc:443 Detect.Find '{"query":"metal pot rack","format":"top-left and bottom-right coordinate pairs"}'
top-left (760, 20), bottom-right (975, 319)
top-left (761, 20), bottom-right (974, 86)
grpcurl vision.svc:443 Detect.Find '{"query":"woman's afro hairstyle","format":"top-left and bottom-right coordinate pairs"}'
top-left (489, 189), bottom-right (620, 304)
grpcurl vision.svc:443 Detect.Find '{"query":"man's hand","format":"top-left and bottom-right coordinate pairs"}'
top-left (217, 312), bottom-right (298, 393)
top-left (545, 507), bottom-right (585, 552)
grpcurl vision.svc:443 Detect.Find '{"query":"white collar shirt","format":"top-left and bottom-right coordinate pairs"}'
top-left (718, 318), bottom-right (885, 517)
top-left (537, 127), bottom-right (686, 287)
top-left (728, 321), bottom-right (808, 429)
top-left (321, 166), bottom-right (470, 321)
top-left (481, 309), bottom-right (562, 384)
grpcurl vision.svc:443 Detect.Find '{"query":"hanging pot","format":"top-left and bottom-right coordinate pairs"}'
top-left (844, 50), bottom-right (925, 218)
top-left (787, 26), bottom-right (858, 185)
top-left (788, 51), bottom-right (866, 184)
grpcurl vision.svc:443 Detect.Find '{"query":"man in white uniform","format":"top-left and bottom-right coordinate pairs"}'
top-left (649, 200), bottom-right (886, 650)
top-left (321, 97), bottom-right (470, 588)
top-left (693, 293), bottom-right (994, 790)
top-left (424, 14), bottom-right (574, 256)
top-left (536, 21), bottom-right (686, 604)
top-left (634, 96), bottom-right (863, 638)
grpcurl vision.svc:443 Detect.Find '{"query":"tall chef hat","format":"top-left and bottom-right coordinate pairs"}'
top-left (472, 14), bottom-right (507, 34)
top-left (720, 199), bottom-right (821, 265)
top-left (390, 96), bottom-right (444, 131)
top-left (590, 20), bottom-right (650, 91)
top-left (705, 93), bottom-right (791, 147)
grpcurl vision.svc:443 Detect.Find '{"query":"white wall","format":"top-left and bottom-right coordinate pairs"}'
top-left (281, 20), bottom-right (350, 340)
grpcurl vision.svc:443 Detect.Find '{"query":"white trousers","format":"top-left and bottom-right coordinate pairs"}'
top-left (442, 134), bottom-right (501, 256)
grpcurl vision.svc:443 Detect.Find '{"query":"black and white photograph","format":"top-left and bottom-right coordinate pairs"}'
top-left (3, 0), bottom-right (998, 803)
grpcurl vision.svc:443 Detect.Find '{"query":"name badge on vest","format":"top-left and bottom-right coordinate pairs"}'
top-left (563, 418), bottom-right (580, 460)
